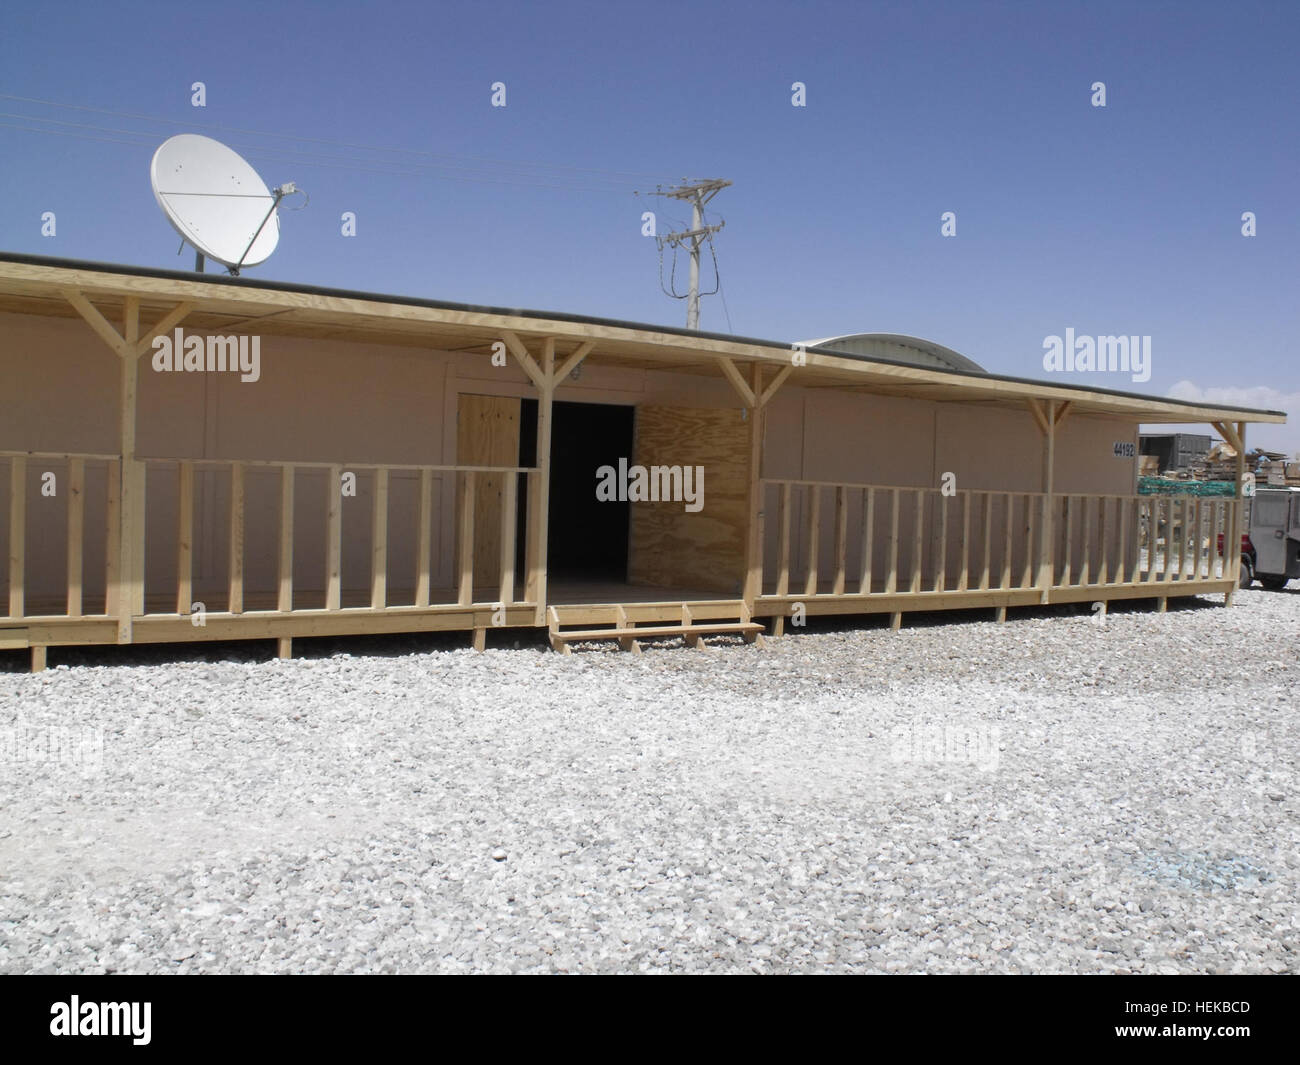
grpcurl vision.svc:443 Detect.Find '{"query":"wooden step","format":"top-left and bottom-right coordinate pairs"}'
top-left (551, 622), bottom-right (763, 642)
top-left (547, 604), bottom-right (764, 654)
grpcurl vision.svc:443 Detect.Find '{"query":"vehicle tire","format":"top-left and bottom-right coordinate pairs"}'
top-left (1238, 560), bottom-right (1254, 589)
top-left (1260, 575), bottom-right (1289, 592)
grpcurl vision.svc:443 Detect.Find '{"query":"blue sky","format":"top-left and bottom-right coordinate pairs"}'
top-left (2, 0), bottom-right (1297, 452)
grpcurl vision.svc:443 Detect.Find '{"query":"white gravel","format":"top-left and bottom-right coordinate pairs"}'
top-left (1, 591), bottom-right (1296, 974)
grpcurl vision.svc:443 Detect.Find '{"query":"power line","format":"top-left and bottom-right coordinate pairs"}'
top-left (0, 116), bottom-right (659, 193)
top-left (0, 93), bottom-right (676, 189)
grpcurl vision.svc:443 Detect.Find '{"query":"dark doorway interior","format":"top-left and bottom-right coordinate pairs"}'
top-left (519, 398), bottom-right (634, 582)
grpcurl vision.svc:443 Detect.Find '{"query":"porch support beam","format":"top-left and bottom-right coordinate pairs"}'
top-left (63, 292), bottom-right (194, 643)
top-left (500, 330), bottom-right (547, 391)
top-left (554, 340), bottom-right (594, 385)
top-left (524, 338), bottom-right (557, 623)
top-left (133, 301), bottom-right (194, 358)
top-left (760, 365), bottom-right (794, 407)
top-left (716, 356), bottom-right (756, 408)
top-left (1029, 399), bottom-right (1066, 604)
top-left (119, 296), bottom-right (143, 641)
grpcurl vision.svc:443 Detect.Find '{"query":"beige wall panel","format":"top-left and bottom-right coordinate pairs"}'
top-left (0, 314), bottom-right (119, 454)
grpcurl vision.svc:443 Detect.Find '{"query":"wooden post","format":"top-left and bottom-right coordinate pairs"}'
top-left (62, 293), bottom-right (191, 635)
top-left (458, 470), bottom-right (477, 606)
top-left (1021, 493), bottom-right (1035, 589)
top-left (66, 457), bottom-right (84, 616)
top-left (804, 485), bottom-right (821, 597)
top-left (958, 493), bottom-right (970, 592)
top-left (742, 362), bottom-right (765, 605)
top-left (1078, 495), bottom-right (1092, 586)
top-left (105, 459), bottom-right (120, 619)
top-left (228, 462), bottom-right (245, 615)
top-left (177, 461), bottom-right (194, 615)
top-left (886, 488), bottom-right (900, 594)
top-left (1161, 497), bottom-right (1173, 583)
top-left (1097, 497), bottom-right (1109, 586)
top-left (934, 492), bottom-right (947, 593)
top-left (1062, 496), bottom-right (1074, 586)
top-left (1000, 494), bottom-right (1013, 590)
top-left (979, 492), bottom-right (992, 591)
top-left (118, 297), bottom-right (141, 642)
top-left (1146, 499), bottom-right (1160, 584)
top-left (416, 468), bottom-right (432, 608)
top-left (1036, 401), bottom-right (1057, 603)
top-left (1192, 498), bottom-right (1203, 580)
top-left (832, 485), bottom-right (848, 596)
top-left (7, 456), bottom-right (24, 619)
top-left (776, 482), bottom-right (791, 597)
top-left (371, 467), bottom-right (388, 610)
top-left (499, 470), bottom-right (518, 606)
top-left (278, 465), bottom-right (294, 612)
top-left (526, 339), bottom-right (555, 622)
top-left (911, 488), bottom-right (925, 594)
top-left (858, 487), bottom-right (875, 595)
top-left (1117, 497), bottom-right (1129, 583)
top-left (326, 465), bottom-right (342, 611)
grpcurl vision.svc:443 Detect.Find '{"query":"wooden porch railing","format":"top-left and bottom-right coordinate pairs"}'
top-left (143, 457), bottom-right (535, 616)
top-left (1, 450), bottom-right (120, 620)
top-left (757, 478), bottom-right (1240, 602)
top-left (1, 451), bottom-right (536, 625)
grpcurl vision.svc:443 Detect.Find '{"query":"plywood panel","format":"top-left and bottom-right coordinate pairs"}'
top-left (457, 394), bottom-right (520, 587)
top-left (628, 405), bottom-right (749, 595)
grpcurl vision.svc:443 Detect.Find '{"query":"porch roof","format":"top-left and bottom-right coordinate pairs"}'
top-left (0, 251), bottom-right (1285, 427)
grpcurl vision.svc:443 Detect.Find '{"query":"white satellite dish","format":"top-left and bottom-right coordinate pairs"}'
top-left (151, 134), bottom-right (300, 274)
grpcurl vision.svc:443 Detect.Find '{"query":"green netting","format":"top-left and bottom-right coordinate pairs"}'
top-left (1137, 477), bottom-right (1236, 497)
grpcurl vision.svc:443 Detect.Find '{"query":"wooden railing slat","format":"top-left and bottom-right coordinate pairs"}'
top-left (804, 485), bottom-right (821, 598)
top-left (176, 460), bottom-right (193, 615)
top-left (857, 487), bottom-right (874, 594)
top-left (499, 472), bottom-right (518, 606)
top-left (458, 471), bottom-right (476, 606)
top-left (776, 482), bottom-right (791, 597)
top-left (326, 465), bottom-right (342, 611)
top-left (416, 468), bottom-right (432, 608)
top-left (832, 486), bottom-right (848, 596)
top-left (7, 456), bottom-right (24, 619)
top-left (278, 465), bottom-right (294, 612)
top-left (228, 462), bottom-right (245, 615)
top-left (66, 457), bottom-right (84, 617)
top-left (371, 468), bottom-right (388, 610)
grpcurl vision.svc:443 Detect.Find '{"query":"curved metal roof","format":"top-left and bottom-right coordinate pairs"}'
top-left (800, 332), bottom-right (987, 374)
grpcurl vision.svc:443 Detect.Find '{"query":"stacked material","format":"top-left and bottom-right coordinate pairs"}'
top-left (1260, 460), bottom-right (1300, 487)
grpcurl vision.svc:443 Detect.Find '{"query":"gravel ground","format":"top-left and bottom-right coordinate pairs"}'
top-left (1, 590), bottom-right (1296, 974)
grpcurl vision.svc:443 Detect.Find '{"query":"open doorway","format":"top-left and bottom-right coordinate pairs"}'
top-left (520, 398), bottom-right (634, 583)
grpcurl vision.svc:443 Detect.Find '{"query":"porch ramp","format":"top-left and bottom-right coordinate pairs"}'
top-left (546, 603), bottom-right (764, 655)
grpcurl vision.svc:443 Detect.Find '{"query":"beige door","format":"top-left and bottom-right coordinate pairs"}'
top-left (457, 394), bottom-right (521, 587)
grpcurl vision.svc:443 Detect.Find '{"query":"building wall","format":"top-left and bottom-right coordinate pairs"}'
top-left (1, 311), bottom-right (1140, 608)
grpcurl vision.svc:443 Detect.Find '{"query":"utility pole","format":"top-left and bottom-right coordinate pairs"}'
top-left (657, 179), bottom-right (730, 329)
